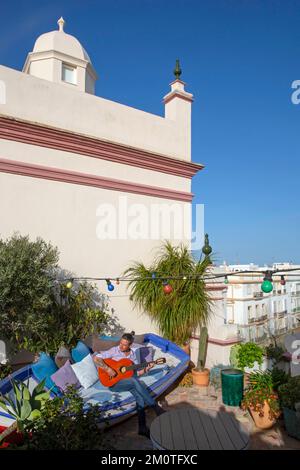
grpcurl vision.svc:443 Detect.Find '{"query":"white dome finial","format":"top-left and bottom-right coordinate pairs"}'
top-left (57, 17), bottom-right (65, 32)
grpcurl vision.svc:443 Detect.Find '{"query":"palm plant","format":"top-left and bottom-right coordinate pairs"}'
top-left (125, 241), bottom-right (213, 345)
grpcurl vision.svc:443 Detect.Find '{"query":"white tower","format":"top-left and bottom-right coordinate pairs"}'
top-left (23, 17), bottom-right (98, 94)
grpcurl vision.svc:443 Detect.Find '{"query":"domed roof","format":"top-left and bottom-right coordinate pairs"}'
top-left (32, 17), bottom-right (91, 63)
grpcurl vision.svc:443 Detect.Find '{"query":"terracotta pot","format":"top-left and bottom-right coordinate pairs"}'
top-left (249, 401), bottom-right (276, 429)
top-left (191, 367), bottom-right (210, 387)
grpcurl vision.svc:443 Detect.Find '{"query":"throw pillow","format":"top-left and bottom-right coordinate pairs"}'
top-left (32, 352), bottom-right (58, 392)
top-left (71, 354), bottom-right (99, 389)
top-left (71, 340), bottom-right (91, 363)
top-left (51, 360), bottom-right (81, 392)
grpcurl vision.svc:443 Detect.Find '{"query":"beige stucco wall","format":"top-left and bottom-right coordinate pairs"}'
top-left (0, 168), bottom-right (191, 335)
top-left (0, 65), bottom-right (191, 161)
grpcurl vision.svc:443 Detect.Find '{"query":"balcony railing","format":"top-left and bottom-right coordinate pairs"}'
top-left (257, 314), bottom-right (268, 322)
top-left (276, 310), bottom-right (287, 318)
top-left (292, 307), bottom-right (300, 313)
top-left (275, 326), bottom-right (288, 335)
top-left (248, 317), bottom-right (256, 324)
top-left (292, 292), bottom-right (300, 297)
top-left (253, 292), bottom-right (263, 299)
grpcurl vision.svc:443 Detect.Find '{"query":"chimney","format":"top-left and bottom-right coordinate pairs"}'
top-left (163, 60), bottom-right (194, 160)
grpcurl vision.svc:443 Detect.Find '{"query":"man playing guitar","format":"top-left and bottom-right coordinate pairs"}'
top-left (93, 332), bottom-right (165, 438)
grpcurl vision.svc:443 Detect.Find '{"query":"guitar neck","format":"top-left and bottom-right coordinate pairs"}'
top-left (126, 361), bottom-right (153, 372)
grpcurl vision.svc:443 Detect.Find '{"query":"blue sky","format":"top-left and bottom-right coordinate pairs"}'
top-left (1, 0), bottom-right (299, 265)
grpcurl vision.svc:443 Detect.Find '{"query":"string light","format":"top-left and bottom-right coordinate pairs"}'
top-left (56, 267), bottom-right (300, 290)
top-left (280, 275), bottom-right (286, 286)
top-left (261, 271), bottom-right (273, 293)
top-left (106, 279), bottom-right (115, 292)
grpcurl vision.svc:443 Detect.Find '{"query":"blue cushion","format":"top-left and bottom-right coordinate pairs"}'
top-left (71, 340), bottom-right (90, 363)
top-left (32, 352), bottom-right (59, 392)
top-left (99, 335), bottom-right (121, 341)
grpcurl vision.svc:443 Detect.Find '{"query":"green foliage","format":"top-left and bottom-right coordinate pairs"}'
top-left (125, 241), bottom-right (213, 344)
top-left (278, 376), bottom-right (300, 411)
top-left (229, 344), bottom-right (242, 369)
top-left (235, 342), bottom-right (264, 370)
top-left (32, 281), bottom-right (110, 354)
top-left (242, 370), bottom-right (280, 420)
top-left (270, 367), bottom-right (289, 392)
top-left (0, 233), bottom-right (109, 355)
top-left (0, 378), bottom-right (50, 441)
top-left (265, 344), bottom-right (285, 364)
top-left (0, 362), bottom-right (12, 380)
top-left (22, 386), bottom-right (111, 450)
top-left (0, 233), bottom-right (59, 352)
top-left (197, 326), bottom-right (208, 370)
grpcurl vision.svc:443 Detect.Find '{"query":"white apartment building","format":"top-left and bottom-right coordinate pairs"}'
top-left (212, 263), bottom-right (300, 344)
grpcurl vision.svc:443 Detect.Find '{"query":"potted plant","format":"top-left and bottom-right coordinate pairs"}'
top-left (278, 376), bottom-right (300, 440)
top-left (235, 342), bottom-right (265, 373)
top-left (241, 370), bottom-right (280, 429)
top-left (191, 326), bottom-right (210, 387)
top-left (125, 241), bottom-right (213, 348)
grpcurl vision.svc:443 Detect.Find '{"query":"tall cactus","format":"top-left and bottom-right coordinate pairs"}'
top-left (197, 326), bottom-right (208, 370)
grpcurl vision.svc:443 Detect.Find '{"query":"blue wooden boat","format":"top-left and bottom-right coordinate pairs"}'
top-left (0, 333), bottom-right (189, 429)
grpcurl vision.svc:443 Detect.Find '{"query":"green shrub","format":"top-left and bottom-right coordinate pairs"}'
top-left (0, 234), bottom-right (59, 352)
top-left (0, 233), bottom-right (109, 355)
top-left (0, 362), bottom-right (12, 380)
top-left (22, 386), bottom-right (112, 450)
top-left (229, 344), bottom-right (242, 369)
top-left (236, 342), bottom-right (264, 370)
top-left (278, 376), bottom-right (300, 411)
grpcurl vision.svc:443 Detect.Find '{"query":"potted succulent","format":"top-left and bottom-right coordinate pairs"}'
top-left (241, 370), bottom-right (280, 429)
top-left (191, 326), bottom-right (210, 387)
top-left (278, 376), bottom-right (300, 440)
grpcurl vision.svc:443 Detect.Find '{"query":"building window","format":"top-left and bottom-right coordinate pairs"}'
top-left (62, 64), bottom-right (77, 85)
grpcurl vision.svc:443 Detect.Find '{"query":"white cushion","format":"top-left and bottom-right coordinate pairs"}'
top-left (71, 353), bottom-right (99, 389)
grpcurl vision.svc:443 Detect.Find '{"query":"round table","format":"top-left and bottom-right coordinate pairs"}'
top-left (150, 408), bottom-right (249, 450)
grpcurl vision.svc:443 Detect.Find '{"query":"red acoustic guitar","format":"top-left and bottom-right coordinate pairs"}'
top-left (98, 357), bottom-right (166, 387)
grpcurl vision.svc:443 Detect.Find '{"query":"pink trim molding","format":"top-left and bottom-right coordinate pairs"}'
top-left (163, 92), bottom-right (194, 105)
top-left (191, 335), bottom-right (240, 346)
top-left (0, 116), bottom-right (203, 178)
top-left (0, 157), bottom-right (193, 202)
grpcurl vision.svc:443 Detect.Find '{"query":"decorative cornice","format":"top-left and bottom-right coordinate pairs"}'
top-left (0, 116), bottom-right (203, 178)
top-left (0, 157), bottom-right (193, 202)
top-left (163, 91), bottom-right (194, 105)
top-left (191, 335), bottom-right (240, 346)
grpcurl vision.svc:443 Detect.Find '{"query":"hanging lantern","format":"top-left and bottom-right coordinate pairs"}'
top-left (280, 275), bottom-right (286, 286)
top-left (163, 284), bottom-right (173, 294)
top-left (224, 275), bottom-right (229, 284)
top-left (66, 281), bottom-right (73, 289)
top-left (116, 278), bottom-right (120, 285)
top-left (261, 271), bottom-right (273, 293)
